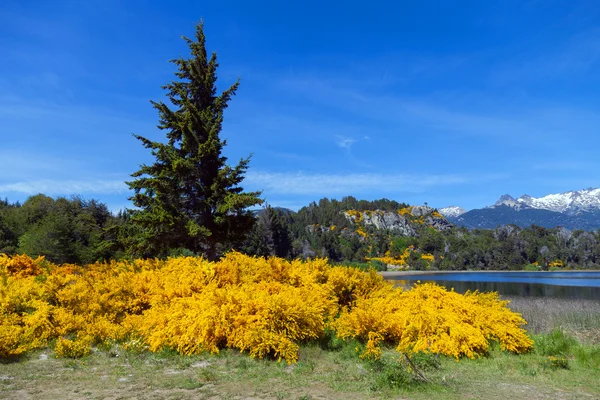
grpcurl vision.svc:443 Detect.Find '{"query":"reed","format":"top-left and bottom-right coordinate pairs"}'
top-left (506, 296), bottom-right (600, 343)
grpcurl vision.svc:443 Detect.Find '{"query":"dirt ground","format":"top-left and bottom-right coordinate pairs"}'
top-left (1, 345), bottom-right (598, 400)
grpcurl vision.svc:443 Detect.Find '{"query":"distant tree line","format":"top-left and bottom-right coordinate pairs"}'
top-left (2, 194), bottom-right (600, 269)
top-left (241, 197), bottom-right (600, 270)
top-left (0, 195), bottom-right (115, 264)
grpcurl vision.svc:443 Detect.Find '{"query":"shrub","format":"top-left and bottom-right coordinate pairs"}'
top-left (333, 283), bottom-right (533, 359)
top-left (541, 355), bottom-right (570, 370)
top-left (534, 329), bottom-right (577, 356)
top-left (54, 336), bottom-right (93, 358)
top-left (0, 253), bottom-right (533, 363)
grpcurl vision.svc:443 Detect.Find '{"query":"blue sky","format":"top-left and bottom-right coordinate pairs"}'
top-left (1, 0), bottom-right (599, 212)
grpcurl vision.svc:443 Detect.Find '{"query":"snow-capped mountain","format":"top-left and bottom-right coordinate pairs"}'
top-left (446, 187), bottom-right (600, 230)
top-left (439, 206), bottom-right (467, 218)
top-left (494, 194), bottom-right (527, 210)
top-left (493, 188), bottom-right (600, 215)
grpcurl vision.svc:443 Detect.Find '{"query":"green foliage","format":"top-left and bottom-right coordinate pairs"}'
top-left (540, 355), bottom-right (570, 370)
top-left (366, 351), bottom-right (437, 389)
top-left (531, 329), bottom-right (600, 370)
top-left (524, 263), bottom-right (541, 271)
top-left (329, 260), bottom-right (384, 272)
top-left (573, 344), bottom-right (600, 369)
top-left (534, 329), bottom-right (578, 356)
top-left (408, 351), bottom-right (441, 372)
top-left (127, 22), bottom-right (262, 260)
top-left (263, 197), bottom-right (600, 270)
top-left (389, 236), bottom-right (415, 258)
top-left (3, 190), bottom-right (600, 271)
top-left (0, 198), bottom-right (21, 254)
top-left (241, 206), bottom-right (292, 258)
top-left (0, 195), bottom-right (113, 264)
top-left (418, 228), bottom-right (444, 254)
top-left (368, 259), bottom-right (387, 271)
top-left (368, 356), bottom-right (412, 389)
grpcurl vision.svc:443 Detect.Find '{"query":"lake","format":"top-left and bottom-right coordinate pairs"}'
top-left (385, 271), bottom-right (600, 300)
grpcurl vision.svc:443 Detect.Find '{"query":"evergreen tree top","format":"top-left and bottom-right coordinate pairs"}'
top-left (126, 21), bottom-right (262, 260)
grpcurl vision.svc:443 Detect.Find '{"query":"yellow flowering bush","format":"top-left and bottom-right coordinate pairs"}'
top-left (333, 283), bottom-right (533, 359)
top-left (0, 253), bottom-right (532, 362)
top-left (54, 336), bottom-right (93, 358)
top-left (356, 227), bottom-right (368, 238)
top-left (345, 210), bottom-right (364, 223)
top-left (369, 246), bottom-right (413, 270)
top-left (420, 253), bottom-right (434, 263)
top-left (1, 254), bottom-right (44, 278)
top-left (542, 355), bottom-right (569, 370)
top-left (398, 207), bottom-right (413, 216)
top-left (548, 259), bottom-right (564, 268)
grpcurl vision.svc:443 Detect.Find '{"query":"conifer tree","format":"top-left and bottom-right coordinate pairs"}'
top-left (127, 22), bottom-right (263, 260)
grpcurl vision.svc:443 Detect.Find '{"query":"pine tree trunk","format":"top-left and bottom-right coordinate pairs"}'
top-left (206, 244), bottom-right (217, 262)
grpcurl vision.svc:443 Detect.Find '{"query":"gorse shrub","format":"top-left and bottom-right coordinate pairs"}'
top-left (54, 336), bottom-right (93, 358)
top-left (332, 282), bottom-right (533, 359)
top-left (2, 254), bottom-right (44, 278)
top-left (541, 355), bottom-right (570, 370)
top-left (0, 253), bottom-right (533, 362)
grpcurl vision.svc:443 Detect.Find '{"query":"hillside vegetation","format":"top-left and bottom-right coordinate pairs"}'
top-left (2, 195), bottom-right (600, 270)
top-left (244, 197), bottom-right (600, 270)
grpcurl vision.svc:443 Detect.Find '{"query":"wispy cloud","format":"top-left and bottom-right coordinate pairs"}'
top-left (267, 69), bottom-right (600, 146)
top-left (0, 179), bottom-right (129, 196)
top-left (335, 135), bottom-right (357, 150)
top-left (245, 171), bottom-right (470, 196)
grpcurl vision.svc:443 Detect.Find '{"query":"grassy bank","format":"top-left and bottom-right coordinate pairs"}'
top-left (1, 329), bottom-right (599, 400)
top-left (2, 295), bottom-right (600, 400)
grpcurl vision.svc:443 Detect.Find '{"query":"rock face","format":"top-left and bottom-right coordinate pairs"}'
top-left (494, 194), bottom-right (525, 209)
top-left (360, 211), bottom-right (416, 236)
top-left (425, 214), bottom-right (454, 231)
top-left (343, 206), bottom-right (453, 236)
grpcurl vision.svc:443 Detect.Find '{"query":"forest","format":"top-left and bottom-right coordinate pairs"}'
top-left (1, 194), bottom-right (599, 270)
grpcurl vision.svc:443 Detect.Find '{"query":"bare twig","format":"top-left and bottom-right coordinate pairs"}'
top-left (403, 353), bottom-right (431, 383)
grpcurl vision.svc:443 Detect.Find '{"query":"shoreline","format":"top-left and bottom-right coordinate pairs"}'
top-left (380, 270), bottom-right (600, 278)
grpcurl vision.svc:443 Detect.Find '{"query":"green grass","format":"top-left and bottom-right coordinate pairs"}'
top-left (1, 331), bottom-right (599, 399)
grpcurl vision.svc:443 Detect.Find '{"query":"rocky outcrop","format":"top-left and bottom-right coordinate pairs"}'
top-left (361, 211), bottom-right (416, 236)
top-left (343, 206), bottom-right (453, 236)
top-left (424, 214), bottom-right (454, 231)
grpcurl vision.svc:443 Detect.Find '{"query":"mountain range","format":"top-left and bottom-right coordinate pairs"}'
top-left (440, 188), bottom-right (600, 230)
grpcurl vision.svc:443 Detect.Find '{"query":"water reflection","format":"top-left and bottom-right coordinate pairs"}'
top-left (389, 272), bottom-right (600, 300)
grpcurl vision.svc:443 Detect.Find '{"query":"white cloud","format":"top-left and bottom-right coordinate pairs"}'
top-left (0, 179), bottom-right (129, 196)
top-left (245, 171), bottom-right (469, 196)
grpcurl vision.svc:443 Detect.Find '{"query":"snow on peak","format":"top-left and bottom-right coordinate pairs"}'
top-left (439, 206), bottom-right (467, 218)
top-left (498, 188), bottom-right (600, 214)
top-left (494, 194), bottom-right (522, 208)
top-left (518, 188), bottom-right (600, 214)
